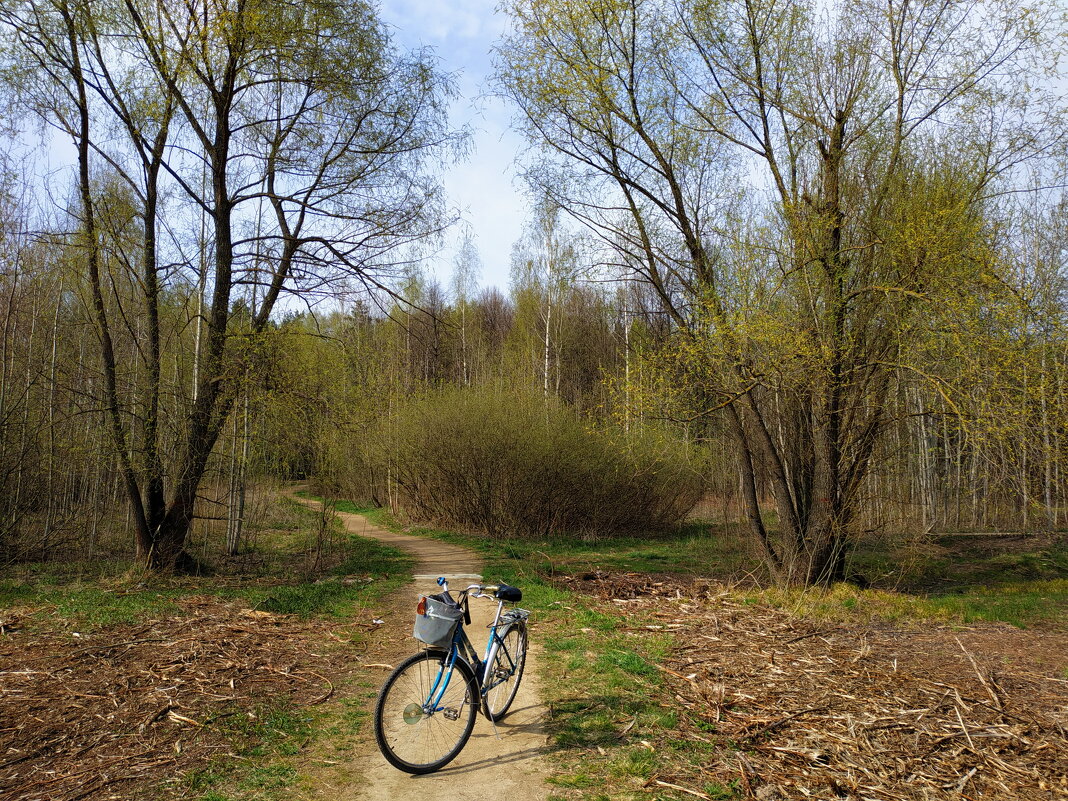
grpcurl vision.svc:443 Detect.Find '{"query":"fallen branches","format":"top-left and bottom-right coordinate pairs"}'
top-left (563, 572), bottom-right (1068, 800)
top-left (0, 596), bottom-right (362, 801)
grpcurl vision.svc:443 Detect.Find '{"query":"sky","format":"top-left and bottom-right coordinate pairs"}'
top-left (378, 0), bottom-right (527, 293)
top-left (27, 0), bottom-right (526, 296)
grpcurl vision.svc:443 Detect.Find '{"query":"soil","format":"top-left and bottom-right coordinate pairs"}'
top-left (292, 500), bottom-right (552, 801)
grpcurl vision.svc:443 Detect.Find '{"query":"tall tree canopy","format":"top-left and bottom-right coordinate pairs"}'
top-left (0, 0), bottom-right (458, 569)
top-left (497, 0), bottom-right (1066, 584)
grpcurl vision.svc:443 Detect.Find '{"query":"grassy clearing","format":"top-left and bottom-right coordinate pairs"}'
top-left (337, 502), bottom-right (1068, 629)
top-left (845, 531), bottom-right (1068, 629)
top-left (297, 489), bottom-right (754, 577)
top-left (302, 495), bottom-right (1066, 800)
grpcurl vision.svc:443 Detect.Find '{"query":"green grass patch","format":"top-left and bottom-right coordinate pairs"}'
top-left (292, 492), bottom-right (383, 521)
top-left (736, 577), bottom-right (1068, 630)
top-left (220, 535), bottom-right (412, 618)
top-left (0, 580), bottom-right (182, 630)
top-left (848, 533), bottom-right (1068, 593)
top-left (541, 621), bottom-right (680, 799)
top-left (925, 578), bottom-right (1068, 628)
top-left (2, 496), bottom-right (413, 630)
top-left (169, 703), bottom-right (316, 801)
top-left (350, 510), bottom-right (753, 581)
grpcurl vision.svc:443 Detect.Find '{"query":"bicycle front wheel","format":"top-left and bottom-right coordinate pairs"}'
top-left (483, 622), bottom-right (527, 721)
top-left (374, 649), bottom-right (478, 774)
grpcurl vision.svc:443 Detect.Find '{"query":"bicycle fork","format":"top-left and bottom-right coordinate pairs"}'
top-left (422, 648), bottom-right (462, 720)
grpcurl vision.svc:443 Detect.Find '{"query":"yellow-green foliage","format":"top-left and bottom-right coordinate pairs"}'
top-left (377, 387), bottom-right (706, 538)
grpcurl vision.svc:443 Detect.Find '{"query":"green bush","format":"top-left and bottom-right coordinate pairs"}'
top-left (377, 388), bottom-right (704, 538)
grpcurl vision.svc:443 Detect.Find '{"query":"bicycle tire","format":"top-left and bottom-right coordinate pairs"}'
top-left (482, 622), bottom-right (527, 721)
top-left (374, 649), bottom-right (478, 774)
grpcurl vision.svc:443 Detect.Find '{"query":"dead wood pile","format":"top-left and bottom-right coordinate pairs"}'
top-left (0, 596), bottom-right (361, 801)
top-left (563, 571), bottom-right (1068, 801)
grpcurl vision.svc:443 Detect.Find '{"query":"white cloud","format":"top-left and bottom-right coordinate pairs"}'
top-left (380, 0), bottom-right (503, 50)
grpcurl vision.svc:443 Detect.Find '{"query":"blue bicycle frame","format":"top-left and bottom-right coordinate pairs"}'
top-left (422, 577), bottom-right (526, 715)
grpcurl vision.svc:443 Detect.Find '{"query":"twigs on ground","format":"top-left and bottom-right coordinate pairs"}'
top-left (0, 596), bottom-right (361, 801)
top-left (561, 571), bottom-right (1068, 800)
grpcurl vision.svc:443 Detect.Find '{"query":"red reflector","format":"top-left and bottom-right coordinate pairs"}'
top-left (416, 597), bottom-right (427, 616)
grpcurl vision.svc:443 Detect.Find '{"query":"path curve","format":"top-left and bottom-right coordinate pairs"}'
top-left (293, 494), bottom-right (551, 800)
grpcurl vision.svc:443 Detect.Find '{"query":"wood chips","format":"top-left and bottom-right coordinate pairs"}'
top-left (0, 596), bottom-right (361, 801)
top-left (564, 572), bottom-right (1068, 801)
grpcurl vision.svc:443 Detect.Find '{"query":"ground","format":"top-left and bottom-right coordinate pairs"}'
top-left (558, 571), bottom-right (1068, 801)
top-left (2, 507), bottom-right (1067, 801)
top-left (0, 595), bottom-right (356, 801)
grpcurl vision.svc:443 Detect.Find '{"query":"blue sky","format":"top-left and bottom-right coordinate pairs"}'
top-left (30, 1), bottom-right (525, 295)
top-left (379, 0), bottom-right (526, 292)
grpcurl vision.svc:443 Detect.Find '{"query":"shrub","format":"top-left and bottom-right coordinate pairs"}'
top-left (377, 388), bottom-right (704, 538)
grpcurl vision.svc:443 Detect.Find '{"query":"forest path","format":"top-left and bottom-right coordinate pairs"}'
top-left (290, 492), bottom-right (552, 801)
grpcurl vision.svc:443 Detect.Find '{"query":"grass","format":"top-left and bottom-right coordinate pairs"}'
top-left (713, 573), bottom-right (1068, 632)
top-left (924, 577), bottom-right (1068, 627)
top-left (1, 496), bottom-right (413, 630)
top-left (337, 502), bottom-right (1068, 629)
top-left (540, 617), bottom-right (680, 799)
top-left (0, 580), bottom-right (183, 629)
top-left (171, 703), bottom-right (316, 801)
top-left (845, 532), bottom-right (1068, 629)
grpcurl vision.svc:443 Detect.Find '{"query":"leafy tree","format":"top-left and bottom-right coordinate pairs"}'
top-left (1, 0), bottom-right (458, 570)
top-left (497, 0), bottom-right (1065, 583)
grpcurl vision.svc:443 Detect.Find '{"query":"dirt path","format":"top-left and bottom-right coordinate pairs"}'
top-left (296, 497), bottom-right (552, 801)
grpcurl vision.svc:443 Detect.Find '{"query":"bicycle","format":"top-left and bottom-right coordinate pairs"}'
top-left (373, 577), bottom-right (530, 774)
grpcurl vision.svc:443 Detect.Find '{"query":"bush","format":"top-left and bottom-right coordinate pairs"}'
top-left (377, 388), bottom-right (704, 538)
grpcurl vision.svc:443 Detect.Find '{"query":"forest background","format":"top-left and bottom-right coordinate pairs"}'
top-left (0, 0), bottom-right (1066, 590)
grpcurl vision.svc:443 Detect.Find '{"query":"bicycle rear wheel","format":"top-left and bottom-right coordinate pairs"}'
top-left (483, 622), bottom-right (527, 721)
top-left (374, 649), bottom-right (478, 774)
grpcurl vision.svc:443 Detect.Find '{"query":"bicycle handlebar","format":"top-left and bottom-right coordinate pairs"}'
top-left (435, 578), bottom-right (520, 603)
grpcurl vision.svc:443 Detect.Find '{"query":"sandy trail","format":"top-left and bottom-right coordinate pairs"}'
top-left (296, 497), bottom-right (551, 801)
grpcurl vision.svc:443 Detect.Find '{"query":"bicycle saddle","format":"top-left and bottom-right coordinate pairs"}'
top-left (494, 584), bottom-right (522, 602)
